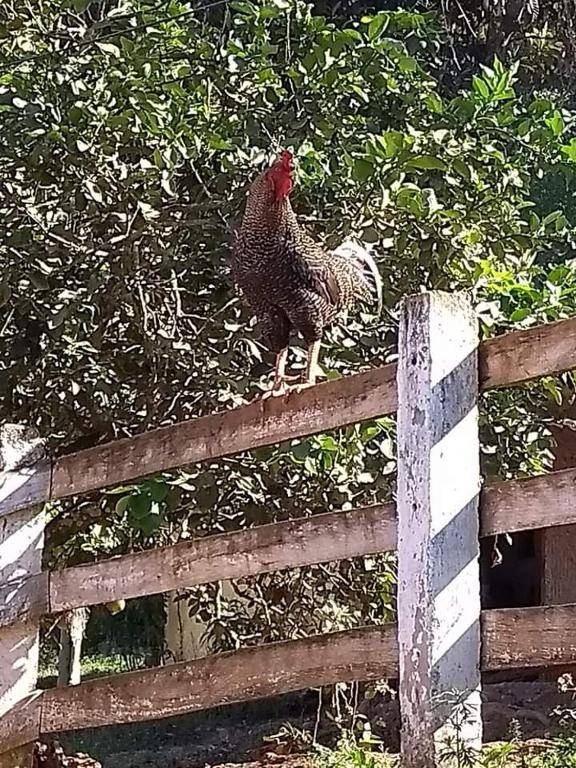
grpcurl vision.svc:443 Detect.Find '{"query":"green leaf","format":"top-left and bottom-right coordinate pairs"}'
top-left (396, 186), bottom-right (425, 217)
top-left (529, 98), bottom-right (553, 115)
top-left (350, 84), bottom-right (369, 103)
top-left (229, 1), bottom-right (256, 14)
top-left (561, 139), bottom-right (576, 161)
top-left (472, 75), bottom-right (489, 99)
top-left (120, 36), bottom-right (134, 55)
top-left (452, 158), bottom-right (471, 181)
top-left (115, 495), bottom-right (131, 515)
top-left (398, 56), bottom-right (417, 73)
top-left (134, 507), bottom-right (163, 535)
top-left (129, 493), bottom-right (152, 518)
top-left (545, 110), bottom-right (564, 137)
top-left (147, 480), bottom-right (169, 502)
top-left (405, 155), bottom-right (447, 171)
top-left (542, 211), bottom-right (562, 228)
top-left (548, 265), bottom-right (569, 285)
top-left (509, 234), bottom-right (533, 250)
top-left (316, 435), bottom-right (339, 452)
top-left (67, 105), bottom-right (83, 125)
top-left (290, 442), bottom-right (310, 459)
top-left (353, 158), bottom-right (374, 182)
top-left (517, 119), bottom-right (531, 137)
top-left (509, 308), bottom-right (531, 322)
top-left (378, 130), bottom-right (404, 158)
top-left (368, 14), bottom-right (389, 41)
top-left (424, 92), bottom-right (443, 114)
top-left (260, 42), bottom-right (279, 56)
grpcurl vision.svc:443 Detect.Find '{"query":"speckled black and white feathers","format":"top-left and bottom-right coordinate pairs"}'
top-left (231, 160), bottom-right (379, 355)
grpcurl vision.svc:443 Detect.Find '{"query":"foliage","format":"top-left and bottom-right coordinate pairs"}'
top-left (316, 729), bottom-right (576, 768)
top-left (427, 0), bottom-right (576, 95)
top-left (482, 733), bottom-right (576, 768)
top-left (3, 0), bottom-right (576, 654)
top-left (314, 729), bottom-right (394, 768)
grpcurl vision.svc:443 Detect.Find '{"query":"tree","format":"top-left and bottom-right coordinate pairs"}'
top-left (2, 0), bottom-right (576, 657)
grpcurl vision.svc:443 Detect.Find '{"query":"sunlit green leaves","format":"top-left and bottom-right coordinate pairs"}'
top-left (366, 14), bottom-right (389, 42)
top-left (545, 110), bottom-right (565, 137)
top-left (561, 139), bottom-right (576, 161)
top-left (404, 154), bottom-right (447, 171)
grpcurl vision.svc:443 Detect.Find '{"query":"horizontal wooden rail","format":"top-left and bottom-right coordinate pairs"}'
top-left (2, 603), bottom-right (576, 747)
top-left (479, 314), bottom-right (576, 390)
top-left (3, 465), bottom-right (576, 629)
top-left (482, 603), bottom-right (576, 670)
top-left (45, 626), bottom-right (398, 737)
top-left (53, 366), bottom-right (397, 501)
top-left (49, 504), bottom-right (396, 614)
top-left (47, 463), bottom-right (576, 608)
top-left (0, 365), bottom-right (397, 518)
top-left (0, 505), bottom-right (396, 628)
top-left (481, 465), bottom-right (576, 537)
top-left (2, 315), bottom-right (576, 522)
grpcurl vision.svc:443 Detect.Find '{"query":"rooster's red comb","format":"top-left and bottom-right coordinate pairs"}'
top-left (278, 149), bottom-right (294, 167)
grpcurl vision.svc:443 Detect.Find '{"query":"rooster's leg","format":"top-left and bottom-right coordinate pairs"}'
top-left (304, 339), bottom-right (322, 387)
top-left (261, 348), bottom-right (291, 401)
top-left (283, 340), bottom-right (322, 399)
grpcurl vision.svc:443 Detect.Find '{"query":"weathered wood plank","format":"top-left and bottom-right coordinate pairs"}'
top-left (0, 744), bottom-right (36, 768)
top-left (0, 507), bottom-right (46, 732)
top-left (0, 314), bottom-right (569, 524)
top-left (41, 625), bottom-right (398, 733)
top-left (46, 315), bottom-right (576, 505)
top-left (52, 365), bottom-right (398, 500)
top-left (396, 292), bottom-right (482, 767)
top-left (0, 463), bottom-right (51, 520)
top-left (0, 316), bottom-right (574, 520)
top-left (480, 315), bottom-right (576, 389)
top-left (50, 504), bottom-right (396, 613)
top-left (536, 425), bottom-right (576, 681)
top-left (27, 604), bottom-right (576, 736)
top-left (482, 604), bottom-right (576, 671)
top-left (0, 573), bottom-right (48, 630)
top-left (0, 693), bottom-right (43, 755)
top-left (4, 460), bottom-right (576, 629)
top-left (481, 466), bottom-right (576, 537)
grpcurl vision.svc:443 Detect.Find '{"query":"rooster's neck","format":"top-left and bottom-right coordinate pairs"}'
top-left (241, 193), bottom-right (298, 236)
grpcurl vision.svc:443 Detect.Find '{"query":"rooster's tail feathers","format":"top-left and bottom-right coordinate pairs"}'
top-left (331, 239), bottom-right (383, 317)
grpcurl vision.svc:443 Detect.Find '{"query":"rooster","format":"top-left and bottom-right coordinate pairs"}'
top-left (231, 150), bottom-right (382, 399)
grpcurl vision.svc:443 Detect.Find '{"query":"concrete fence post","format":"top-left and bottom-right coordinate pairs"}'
top-left (396, 292), bottom-right (482, 767)
top-left (0, 425), bottom-right (51, 766)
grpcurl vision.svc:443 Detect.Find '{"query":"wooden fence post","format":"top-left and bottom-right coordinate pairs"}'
top-left (396, 292), bottom-right (482, 767)
top-left (0, 425), bottom-right (50, 767)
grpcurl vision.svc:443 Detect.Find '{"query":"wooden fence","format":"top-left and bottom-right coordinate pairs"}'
top-left (3, 291), bottom-right (576, 768)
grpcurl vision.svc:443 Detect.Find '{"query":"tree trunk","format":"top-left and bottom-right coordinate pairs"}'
top-left (57, 608), bottom-right (89, 687)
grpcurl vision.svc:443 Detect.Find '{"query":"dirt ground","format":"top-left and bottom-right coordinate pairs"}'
top-left (178, 759), bottom-right (311, 768)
